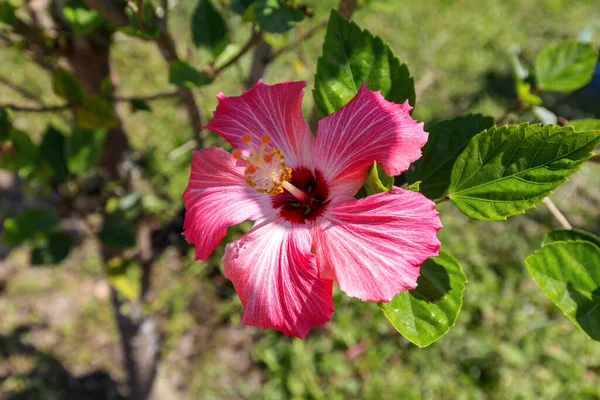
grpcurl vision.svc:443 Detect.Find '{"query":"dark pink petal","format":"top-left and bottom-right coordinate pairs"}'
top-left (312, 84), bottom-right (427, 195)
top-left (182, 147), bottom-right (272, 261)
top-left (205, 80), bottom-right (314, 168)
top-left (312, 187), bottom-right (442, 302)
top-left (223, 217), bottom-right (334, 338)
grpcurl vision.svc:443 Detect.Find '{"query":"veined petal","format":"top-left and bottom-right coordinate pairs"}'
top-left (312, 187), bottom-right (442, 302)
top-left (312, 84), bottom-right (427, 195)
top-left (223, 217), bottom-right (334, 338)
top-left (205, 80), bottom-right (314, 168)
top-left (182, 147), bottom-right (272, 261)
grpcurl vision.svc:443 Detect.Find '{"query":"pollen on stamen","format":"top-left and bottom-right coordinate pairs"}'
top-left (232, 149), bottom-right (242, 159)
top-left (261, 135), bottom-right (271, 144)
top-left (242, 134), bottom-right (252, 143)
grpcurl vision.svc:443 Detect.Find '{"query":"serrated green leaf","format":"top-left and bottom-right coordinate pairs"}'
top-left (366, 161), bottom-right (392, 194)
top-left (382, 251), bottom-right (467, 348)
top-left (448, 124), bottom-right (600, 220)
top-left (53, 68), bottom-right (85, 103)
top-left (568, 118), bottom-right (600, 132)
top-left (191, 0), bottom-right (229, 57)
top-left (255, 0), bottom-right (304, 33)
top-left (543, 229), bottom-right (600, 248)
top-left (526, 241), bottom-right (600, 341)
top-left (31, 231), bottom-right (73, 265)
top-left (63, 0), bottom-right (104, 36)
top-left (65, 127), bottom-right (106, 175)
top-left (169, 60), bottom-right (214, 88)
top-left (39, 127), bottom-right (69, 183)
top-left (3, 209), bottom-right (60, 246)
top-left (75, 95), bottom-right (118, 130)
top-left (314, 10), bottom-right (415, 117)
top-left (406, 114), bottom-right (494, 199)
top-left (0, 107), bottom-right (10, 142)
top-left (535, 40), bottom-right (597, 92)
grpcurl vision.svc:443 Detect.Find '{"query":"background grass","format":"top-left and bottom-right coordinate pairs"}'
top-left (1, 0), bottom-right (600, 398)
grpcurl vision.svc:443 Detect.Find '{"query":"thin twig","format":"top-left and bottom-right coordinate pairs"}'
top-left (433, 194), bottom-right (451, 204)
top-left (1, 103), bottom-right (73, 112)
top-left (267, 19), bottom-right (327, 63)
top-left (543, 197), bottom-right (572, 230)
top-left (0, 75), bottom-right (45, 104)
top-left (211, 31), bottom-right (262, 77)
top-left (114, 90), bottom-right (180, 102)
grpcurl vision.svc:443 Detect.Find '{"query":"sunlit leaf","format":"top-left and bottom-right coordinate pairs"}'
top-left (107, 258), bottom-right (141, 300)
top-left (314, 10), bottom-right (415, 117)
top-left (543, 229), bottom-right (600, 248)
top-left (65, 127), bottom-right (106, 175)
top-left (63, 0), bottom-right (104, 36)
top-left (405, 114), bottom-right (494, 199)
top-left (382, 251), bottom-right (467, 347)
top-left (448, 124), bottom-right (600, 220)
top-left (535, 40), bottom-right (597, 92)
top-left (169, 60), bottom-right (214, 88)
top-left (526, 241), bottom-right (600, 341)
top-left (366, 161), bottom-right (392, 194)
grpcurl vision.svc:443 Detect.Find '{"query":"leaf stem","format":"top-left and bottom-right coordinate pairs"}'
top-left (543, 197), bottom-right (572, 230)
top-left (433, 194), bottom-right (451, 204)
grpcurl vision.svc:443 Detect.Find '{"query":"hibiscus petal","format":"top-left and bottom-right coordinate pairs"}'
top-left (205, 80), bottom-right (314, 168)
top-left (312, 187), bottom-right (442, 302)
top-left (223, 217), bottom-right (335, 338)
top-left (182, 147), bottom-right (272, 261)
top-left (312, 84), bottom-right (427, 195)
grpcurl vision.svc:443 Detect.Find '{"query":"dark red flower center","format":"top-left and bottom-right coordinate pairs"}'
top-left (272, 167), bottom-right (330, 224)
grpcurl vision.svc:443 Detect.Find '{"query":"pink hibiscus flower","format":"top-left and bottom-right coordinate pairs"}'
top-left (182, 80), bottom-right (442, 338)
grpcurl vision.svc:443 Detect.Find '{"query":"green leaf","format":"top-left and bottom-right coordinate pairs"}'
top-left (543, 229), bottom-right (600, 248)
top-left (53, 68), bottom-right (85, 103)
top-left (526, 241), bottom-right (600, 341)
top-left (406, 181), bottom-right (421, 192)
top-left (382, 251), bottom-right (467, 348)
top-left (366, 161), bottom-right (393, 194)
top-left (65, 127), bottom-right (106, 175)
top-left (107, 258), bottom-right (141, 300)
top-left (130, 99), bottom-right (151, 112)
top-left (39, 127), bottom-right (69, 183)
top-left (231, 0), bottom-right (255, 14)
top-left (121, 0), bottom-right (159, 39)
top-left (3, 209), bottom-right (60, 246)
top-left (448, 124), bottom-right (600, 220)
top-left (75, 95), bottom-right (118, 130)
top-left (314, 10), bottom-right (415, 117)
top-left (516, 80), bottom-right (543, 106)
top-left (0, 1), bottom-right (17, 26)
top-left (63, 0), bottom-right (104, 36)
top-left (169, 60), bottom-right (214, 88)
top-left (535, 40), bottom-right (597, 92)
top-left (0, 107), bottom-right (10, 142)
top-left (98, 212), bottom-right (136, 249)
top-left (0, 129), bottom-right (38, 172)
top-left (405, 114), bottom-right (494, 199)
top-left (255, 0), bottom-right (304, 33)
top-left (568, 118), bottom-right (600, 132)
top-left (31, 231), bottom-right (73, 265)
top-left (191, 0), bottom-right (229, 57)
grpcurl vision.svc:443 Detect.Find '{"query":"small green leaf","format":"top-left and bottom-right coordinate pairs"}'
top-left (314, 10), bottom-right (415, 117)
top-left (121, 0), bottom-right (160, 39)
top-left (3, 209), bottom-right (60, 246)
top-left (39, 127), bottom-right (69, 183)
top-left (254, 0), bottom-right (305, 33)
top-left (230, 0), bottom-right (255, 14)
top-left (543, 229), bottom-right (600, 248)
top-left (382, 251), bottom-right (467, 348)
top-left (448, 124), bottom-right (600, 220)
top-left (75, 95), bottom-right (118, 130)
top-left (63, 0), bottom-right (104, 36)
top-left (53, 68), bottom-right (85, 103)
top-left (535, 40), bottom-right (597, 92)
top-left (405, 114), bottom-right (494, 199)
top-left (0, 107), bottom-right (10, 142)
top-left (169, 60), bottom-right (214, 88)
top-left (107, 258), bottom-right (141, 300)
top-left (516, 80), bottom-right (543, 106)
top-left (0, 129), bottom-right (38, 172)
top-left (526, 241), bottom-right (600, 341)
top-left (568, 118), bottom-right (600, 132)
top-left (0, 1), bottom-right (17, 26)
top-left (98, 212), bottom-right (136, 249)
top-left (406, 181), bottom-right (421, 192)
top-left (366, 161), bottom-right (393, 194)
top-left (31, 231), bottom-right (73, 265)
top-left (191, 0), bottom-right (229, 57)
top-left (65, 127), bottom-right (106, 175)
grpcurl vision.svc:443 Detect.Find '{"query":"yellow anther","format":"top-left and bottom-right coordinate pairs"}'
top-left (232, 136), bottom-right (291, 195)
